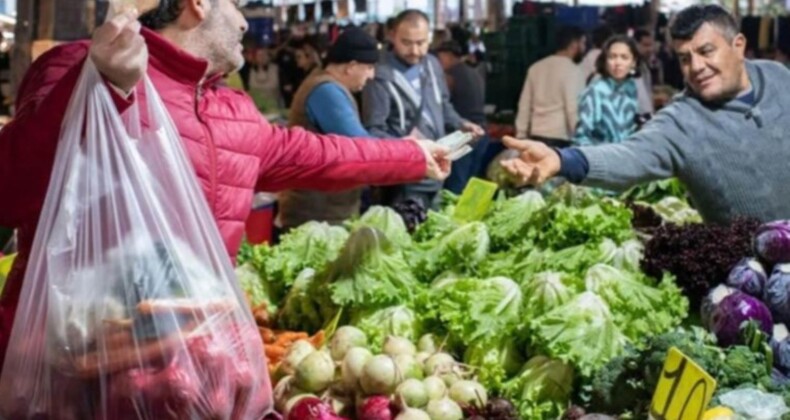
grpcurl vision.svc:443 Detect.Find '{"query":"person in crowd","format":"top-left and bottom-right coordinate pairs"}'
top-left (278, 28), bottom-right (381, 231)
top-left (361, 9), bottom-right (484, 209)
top-left (294, 40), bottom-right (322, 89)
top-left (580, 25), bottom-right (614, 82)
top-left (274, 36), bottom-right (299, 107)
top-left (248, 47), bottom-right (283, 113)
top-left (435, 40), bottom-right (489, 194)
top-left (514, 25), bottom-right (586, 146)
top-left (633, 28), bottom-right (661, 114)
top-left (575, 35), bottom-right (642, 146)
top-left (0, 0), bottom-right (452, 368)
top-left (501, 4), bottom-right (790, 225)
top-left (775, 43), bottom-right (790, 69)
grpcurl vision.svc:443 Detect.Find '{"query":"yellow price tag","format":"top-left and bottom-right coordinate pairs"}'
top-left (0, 253), bottom-right (16, 294)
top-left (650, 347), bottom-right (717, 420)
top-left (453, 178), bottom-right (498, 222)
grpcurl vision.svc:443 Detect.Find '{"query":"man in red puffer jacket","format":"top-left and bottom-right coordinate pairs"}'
top-left (0, 0), bottom-right (451, 369)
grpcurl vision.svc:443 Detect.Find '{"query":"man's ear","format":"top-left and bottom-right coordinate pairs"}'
top-left (180, 0), bottom-right (212, 26)
top-left (733, 33), bottom-right (747, 57)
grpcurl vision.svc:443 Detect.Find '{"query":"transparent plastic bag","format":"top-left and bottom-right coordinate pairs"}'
top-left (0, 59), bottom-right (273, 419)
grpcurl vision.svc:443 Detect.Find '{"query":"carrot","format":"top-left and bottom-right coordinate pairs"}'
top-left (259, 327), bottom-right (276, 344)
top-left (273, 332), bottom-right (308, 346)
top-left (264, 345), bottom-right (287, 364)
top-left (308, 330), bottom-right (325, 348)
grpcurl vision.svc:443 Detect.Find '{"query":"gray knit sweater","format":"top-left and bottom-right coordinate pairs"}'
top-left (580, 60), bottom-right (790, 223)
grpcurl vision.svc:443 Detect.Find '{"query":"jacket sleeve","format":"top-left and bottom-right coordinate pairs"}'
top-left (578, 109), bottom-right (688, 191)
top-left (361, 78), bottom-right (397, 138)
top-left (515, 70), bottom-right (532, 138)
top-left (0, 44), bottom-right (134, 228)
top-left (255, 121), bottom-right (427, 192)
top-left (573, 87), bottom-right (598, 146)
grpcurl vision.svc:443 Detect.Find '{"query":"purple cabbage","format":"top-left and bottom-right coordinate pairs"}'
top-left (710, 291), bottom-right (773, 347)
top-left (701, 284), bottom-right (736, 330)
top-left (755, 221), bottom-right (790, 266)
top-left (726, 258), bottom-right (768, 298)
top-left (765, 264), bottom-right (790, 324)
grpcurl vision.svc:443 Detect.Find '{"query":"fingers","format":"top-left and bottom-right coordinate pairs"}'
top-left (500, 158), bottom-right (540, 187)
top-left (93, 11), bottom-right (137, 44)
top-left (502, 135), bottom-right (531, 152)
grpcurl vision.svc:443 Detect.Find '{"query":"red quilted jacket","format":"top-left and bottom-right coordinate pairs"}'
top-left (0, 29), bottom-right (426, 366)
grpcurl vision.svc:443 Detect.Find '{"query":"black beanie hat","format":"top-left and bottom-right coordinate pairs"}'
top-left (326, 28), bottom-right (380, 65)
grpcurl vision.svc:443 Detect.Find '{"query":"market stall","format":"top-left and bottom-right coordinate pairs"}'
top-left (236, 178), bottom-right (790, 419)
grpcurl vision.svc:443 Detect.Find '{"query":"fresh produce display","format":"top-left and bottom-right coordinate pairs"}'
top-left (641, 217), bottom-right (761, 307)
top-left (270, 328), bottom-right (507, 420)
top-left (238, 181), bottom-right (790, 418)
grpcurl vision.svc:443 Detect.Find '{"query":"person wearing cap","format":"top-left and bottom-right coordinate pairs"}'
top-left (277, 28), bottom-right (382, 231)
top-left (434, 40), bottom-right (488, 194)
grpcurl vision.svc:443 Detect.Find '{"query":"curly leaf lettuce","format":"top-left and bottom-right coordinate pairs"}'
top-left (348, 205), bottom-right (412, 249)
top-left (484, 190), bottom-right (546, 251)
top-left (276, 268), bottom-right (330, 332)
top-left (501, 355), bottom-right (575, 420)
top-left (248, 221), bottom-right (348, 297)
top-left (530, 292), bottom-right (628, 376)
top-left (464, 336), bottom-right (525, 391)
top-left (415, 222), bottom-right (490, 282)
top-left (528, 201), bottom-right (634, 251)
top-left (522, 271), bottom-right (578, 317)
top-left (351, 305), bottom-right (424, 352)
top-left (431, 276), bottom-right (523, 343)
top-left (599, 238), bottom-right (644, 273)
top-left (584, 264), bottom-right (688, 341)
top-left (321, 227), bottom-right (421, 308)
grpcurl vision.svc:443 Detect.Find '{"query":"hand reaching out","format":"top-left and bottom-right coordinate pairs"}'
top-left (499, 136), bottom-right (561, 186)
top-left (410, 139), bottom-right (452, 181)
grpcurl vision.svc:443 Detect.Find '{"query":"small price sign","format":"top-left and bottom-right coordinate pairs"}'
top-left (650, 347), bottom-right (717, 420)
top-left (453, 177), bottom-right (498, 222)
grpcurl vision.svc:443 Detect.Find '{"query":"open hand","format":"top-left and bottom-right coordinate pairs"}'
top-left (499, 136), bottom-right (561, 186)
top-left (411, 139), bottom-right (452, 181)
top-left (90, 10), bottom-right (147, 93)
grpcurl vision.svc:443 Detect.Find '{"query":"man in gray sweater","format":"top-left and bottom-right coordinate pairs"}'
top-left (501, 4), bottom-right (790, 224)
top-left (362, 10), bottom-right (484, 209)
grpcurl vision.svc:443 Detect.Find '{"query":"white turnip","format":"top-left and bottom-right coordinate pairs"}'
top-left (423, 352), bottom-right (455, 376)
top-left (426, 397), bottom-right (463, 420)
top-left (395, 379), bottom-right (429, 409)
top-left (383, 336), bottom-right (416, 357)
top-left (331, 326), bottom-right (368, 361)
top-left (394, 354), bottom-right (423, 380)
top-left (295, 350), bottom-right (336, 393)
top-left (422, 376), bottom-right (447, 401)
top-left (360, 355), bottom-right (401, 395)
top-left (417, 334), bottom-right (439, 353)
top-left (394, 408), bottom-right (430, 420)
top-left (342, 346), bottom-right (373, 393)
top-left (449, 380), bottom-right (487, 407)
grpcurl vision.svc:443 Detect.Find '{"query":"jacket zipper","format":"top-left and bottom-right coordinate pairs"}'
top-left (195, 83), bottom-right (219, 212)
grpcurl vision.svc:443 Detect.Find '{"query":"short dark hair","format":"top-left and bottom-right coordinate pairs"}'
top-left (139, 0), bottom-right (217, 30)
top-left (595, 35), bottom-right (643, 79)
top-left (592, 25), bottom-right (614, 49)
top-left (435, 40), bottom-right (464, 57)
top-left (394, 9), bottom-right (430, 29)
top-left (669, 4), bottom-right (739, 42)
top-left (555, 26), bottom-right (585, 52)
top-left (633, 29), bottom-right (652, 42)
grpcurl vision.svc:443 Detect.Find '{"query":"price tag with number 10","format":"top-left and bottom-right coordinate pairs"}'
top-left (650, 347), bottom-right (717, 420)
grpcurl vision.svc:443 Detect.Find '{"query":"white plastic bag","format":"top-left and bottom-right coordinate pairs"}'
top-left (0, 59), bottom-right (273, 419)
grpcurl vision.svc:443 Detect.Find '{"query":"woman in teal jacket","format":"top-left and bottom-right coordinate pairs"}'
top-left (575, 35), bottom-right (644, 146)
